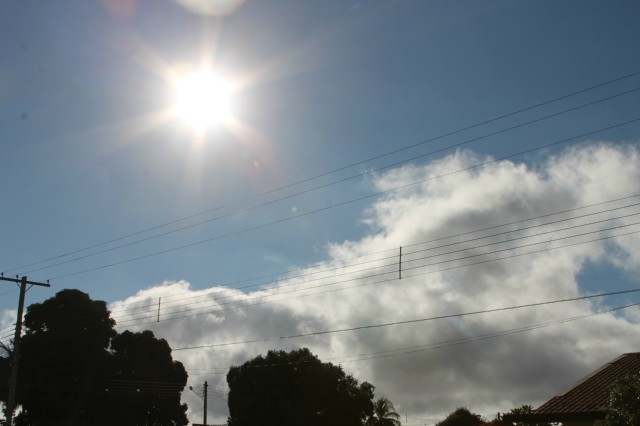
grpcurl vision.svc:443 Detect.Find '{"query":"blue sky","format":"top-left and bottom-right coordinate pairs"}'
top-left (2, 1), bottom-right (640, 424)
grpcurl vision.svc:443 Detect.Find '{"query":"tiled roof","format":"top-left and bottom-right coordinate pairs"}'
top-left (502, 353), bottom-right (640, 423)
top-left (535, 352), bottom-right (640, 415)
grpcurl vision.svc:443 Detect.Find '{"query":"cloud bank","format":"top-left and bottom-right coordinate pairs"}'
top-left (109, 142), bottom-right (640, 424)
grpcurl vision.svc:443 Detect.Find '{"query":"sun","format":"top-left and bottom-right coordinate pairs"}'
top-left (171, 70), bottom-right (234, 130)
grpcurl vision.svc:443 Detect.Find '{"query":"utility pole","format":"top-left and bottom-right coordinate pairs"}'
top-left (0, 274), bottom-right (50, 426)
top-left (190, 380), bottom-right (208, 426)
top-left (203, 380), bottom-right (208, 426)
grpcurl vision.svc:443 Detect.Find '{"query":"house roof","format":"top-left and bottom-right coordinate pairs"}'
top-left (503, 352), bottom-right (640, 423)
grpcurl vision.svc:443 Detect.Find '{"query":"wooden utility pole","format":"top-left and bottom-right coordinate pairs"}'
top-left (190, 380), bottom-right (208, 426)
top-left (203, 380), bottom-right (208, 426)
top-left (0, 274), bottom-right (50, 426)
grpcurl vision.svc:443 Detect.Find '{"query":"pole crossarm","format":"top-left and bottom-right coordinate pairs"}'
top-left (0, 276), bottom-right (51, 287)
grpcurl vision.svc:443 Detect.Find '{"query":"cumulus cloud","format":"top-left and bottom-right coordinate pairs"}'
top-left (109, 142), bottom-right (640, 424)
top-left (1, 309), bottom-right (16, 330)
top-left (1, 309), bottom-right (17, 344)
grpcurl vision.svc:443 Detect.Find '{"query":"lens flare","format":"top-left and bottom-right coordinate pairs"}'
top-left (172, 0), bottom-right (245, 16)
top-left (101, 0), bottom-right (137, 19)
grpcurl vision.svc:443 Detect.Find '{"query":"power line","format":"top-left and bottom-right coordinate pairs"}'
top-left (16, 378), bottom-right (186, 396)
top-left (171, 288), bottom-right (640, 351)
top-left (28, 214), bottom-right (636, 341)
top-left (106, 201), bottom-right (640, 322)
top-left (18, 225), bottom-right (640, 347)
top-left (43, 116), bottom-right (640, 281)
top-left (6, 70), bottom-right (640, 275)
top-left (335, 303), bottom-right (638, 364)
top-left (106, 192), bottom-right (640, 314)
top-left (114, 209), bottom-right (640, 322)
top-left (178, 301), bottom-right (639, 373)
top-left (18, 85), bottom-right (640, 278)
top-left (117, 227), bottom-right (640, 329)
top-left (19, 208), bottom-right (639, 337)
top-left (15, 219), bottom-right (639, 339)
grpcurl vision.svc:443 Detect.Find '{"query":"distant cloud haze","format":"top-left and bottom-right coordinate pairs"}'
top-left (110, 142), bottom-right (640, 423)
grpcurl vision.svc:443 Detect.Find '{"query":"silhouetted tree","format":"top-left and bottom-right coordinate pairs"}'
top-left (14, 289), bottom-right (115, 425)
top-left (0, 289), bottom-right (188, 426)
top-left (106, 330), bottom-right (189, 426)
top-left (226, 347), bottom-right (374, 426)
top-left (505, 405), bottom-right (552, 426)
top-left (436, 407), bottom-right (484, 426)
top-left (0, 341), bottom-right (12, 418)
top-left (366, 397), bottom-right (401, 426)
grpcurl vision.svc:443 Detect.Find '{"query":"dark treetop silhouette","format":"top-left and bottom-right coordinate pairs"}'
top-left (0, 289), bottom-right (188, 426)
top-left (436, 407), bottom-right (484, 426)
top-left (226, 347), bottom-right (376, 426)
top-left (366, 397), bottom-right (402, 426)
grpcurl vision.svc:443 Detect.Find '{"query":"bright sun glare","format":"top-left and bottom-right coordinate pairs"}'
top-left (172, 70), bottom-right (234, 130)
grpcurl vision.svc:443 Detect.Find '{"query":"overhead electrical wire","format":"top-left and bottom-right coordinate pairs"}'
top-left (15, 199), bottom-right (640, 335)
top-left (177, 301), bottom-right (640, 373)
top-left (105, 192), bottom-right (640, 314)
top-left (13, 225), bottom-right (640, 341)
top-left (171, 287), bottom-right (640, 351)
top-left (113, 210), bottom-right (640, 324)
top-left (16, 379), bottom-right (187, 396)
top-left (35, 116), bottom-right (640, 282)
top-left (8, 191), bottom-right (635, 329)
top-left (109, 199), bottom-right (640, 317)
top-left (13, 372), bottom-right (190, 399)
top-left (5, 69), bottom-right (640, 276)
top-left (187, 384), bottom-right (228, 401)
top-left (0, 332), bottom-right (14, 341)
top-left (15, 289), bottom-right (638, 386)
top-left (3, 201), bottom-right (636, 343)
top-left (332, 303), bottom-right (640, 365)
top-left (0, 324), bottom-right (15, 334)
top-left (18, 85), bottom-right (640, 278)
top-left (115, 227), bottom-right (640, 329)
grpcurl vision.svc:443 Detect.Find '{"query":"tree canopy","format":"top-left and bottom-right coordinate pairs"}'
top-left (0, 289), bottom-right (188, 426)
top-left (366, 397), bottom-right (401, 426)
top-left (605, 373), bottom-right (640, 426)
top-left (0, 341), bottom-right (12, 411)
top-left (436, 407), bottom-right (484, 426)
top-left (226, 347), bottom-right (375, 426)
top-left (505, 405), bottom-right (552, 426)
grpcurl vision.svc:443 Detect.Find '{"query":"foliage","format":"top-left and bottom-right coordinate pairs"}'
top-left (105, 330), bottom-right (189, 426)
top-left (0, 341), bottom-right (11, 406)
top-left (366, 397), bottom-right (401, 426)
top-left (506, 405), bottom-right (553, 426)
top-left (604, 373), bottom-right (640, 426)
top-left (226, 347), bottom-right (375, 426)
top-left (0, 289), bottom-right (188, 426)
top-left (436, 407), bottom-right (484, 426)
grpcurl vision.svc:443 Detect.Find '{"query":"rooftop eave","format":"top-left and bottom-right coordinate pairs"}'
top-left (502, 411), bottom-right (605, 423)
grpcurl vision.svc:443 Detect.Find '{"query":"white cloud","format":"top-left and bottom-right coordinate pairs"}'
top-left (1, 309), bottom-right (16, 331)
top-left (109, 142), bottom-right (640, 424)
